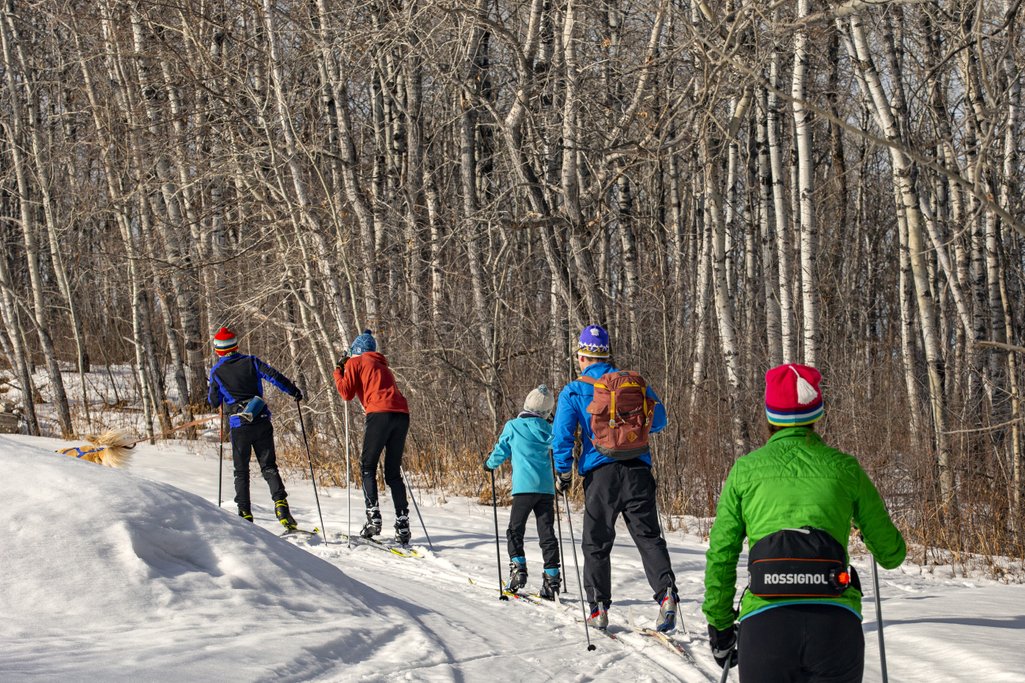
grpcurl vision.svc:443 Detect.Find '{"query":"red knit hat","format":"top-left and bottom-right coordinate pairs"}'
top-left (213, 327), bottom-right (238, 356)
top-left (765, 363), bottom-right (823, 426)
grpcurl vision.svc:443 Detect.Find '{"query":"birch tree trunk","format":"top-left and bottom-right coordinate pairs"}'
top-left (704, 135), bottom-right (746, 453)
top-left (313, 0), bottom-right (379, 327)
top-left (0, 254), bottom-right (40, 434)
top-left (792, 0), bottom-right (818, 366)
top-left (768, 52), bottom-right (796, 363)
top-left (758, 87), bottom-right (783, 366)
top-left (0, 4), bottom-right (73, 437)
top-left (3, 7), bottom-right (92, 427)
top-left (847, 13), bottom-right (954, 512)
top-left (559, 0), bottom-right (603, 324)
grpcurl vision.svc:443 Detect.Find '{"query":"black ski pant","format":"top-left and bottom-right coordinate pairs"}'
top-left (507, 493), bottom-right (560, 570)
top-left (230, 418), bottom-right (286, 509)
top-left (360, 411), bottom-right (410, 516)
top-left (738, 604), bottom-right (864, 682)
top-left (582, 460), bottom-right (676, 608)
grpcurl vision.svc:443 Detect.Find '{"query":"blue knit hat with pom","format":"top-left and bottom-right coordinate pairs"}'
top-left (349, 329), bottom-right (377, 356)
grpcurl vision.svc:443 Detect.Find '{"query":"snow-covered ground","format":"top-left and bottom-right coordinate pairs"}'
top-left (3, 433), bottom-right (1024, 682)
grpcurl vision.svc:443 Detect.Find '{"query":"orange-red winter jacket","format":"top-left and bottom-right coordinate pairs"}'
top-left (333, 351), bottom-right (409, 414)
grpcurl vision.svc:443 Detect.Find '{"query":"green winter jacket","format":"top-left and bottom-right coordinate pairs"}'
top-left (703, 426), bottom-right (906, 630)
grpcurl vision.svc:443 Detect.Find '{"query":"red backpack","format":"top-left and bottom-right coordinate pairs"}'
top-left (577, 370), bottom-right (654, 460)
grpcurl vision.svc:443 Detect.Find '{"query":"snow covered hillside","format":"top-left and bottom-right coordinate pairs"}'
top-left (2, 434), bottom-right (1023, 681)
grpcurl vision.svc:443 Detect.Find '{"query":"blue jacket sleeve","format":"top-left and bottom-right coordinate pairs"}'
top-left (255, 358), bottom-right (300, 397)
top-left (552, 385), bottom-right (579, 474)
top-left (646, 385), bottom-right (667, 435)
top-left (485, 423), bottom-right (514, 470)
top-left (207, 367), bottom-right (222, 408)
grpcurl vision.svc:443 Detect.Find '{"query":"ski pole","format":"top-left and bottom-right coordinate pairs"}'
top-left (402, 469), bottom-right (434, 550)
top-left (217, 406), bottom-right (224, 508)
top-left (561, 487), bottom-right (596, 651)
top-left (490, 467), bottom-right (508, 601)
top-left (296, 399), bottom-right (327, 544)
top-left (549, 451), bottom-right (567, 596)
top-left (721, 631), bottom-right (738, 680)
top-left (344, 401), bottom-right (352, 549)
top-left (872, 556), bottom-right (888, 683)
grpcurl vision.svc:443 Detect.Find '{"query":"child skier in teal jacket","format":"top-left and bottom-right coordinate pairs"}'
top-left (485, 385), bottom-right (561, 600)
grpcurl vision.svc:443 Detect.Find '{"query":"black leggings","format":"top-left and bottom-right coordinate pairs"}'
top-left (360, 411), bottom-right (410, 515)
top-left (507, 493), bottom-right (560, 570)
top-left (738, 604), bottom-right (865, 682)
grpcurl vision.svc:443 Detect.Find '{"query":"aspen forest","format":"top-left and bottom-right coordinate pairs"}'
top-left (0, 0), bottom-right (1022, 566)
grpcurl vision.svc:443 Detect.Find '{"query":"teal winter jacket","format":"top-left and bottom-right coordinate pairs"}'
top-left (703, 426), bottom-right (906, 630)
top-left (486, 413), bottom-right (555, 495)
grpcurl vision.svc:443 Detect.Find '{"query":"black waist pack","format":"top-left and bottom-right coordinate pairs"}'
top-left (748, 527), bottom-right (853, 598)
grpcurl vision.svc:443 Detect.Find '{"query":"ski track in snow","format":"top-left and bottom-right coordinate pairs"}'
top-left (4, 433), bottom-right (1025, 681)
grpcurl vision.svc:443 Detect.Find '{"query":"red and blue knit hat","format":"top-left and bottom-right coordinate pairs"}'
top-left (213, 327), bottom-right (238, 356)
top-left (765, 363), bottom-right (823, 426)
top-left (577, 325), bottom-right (611, 358)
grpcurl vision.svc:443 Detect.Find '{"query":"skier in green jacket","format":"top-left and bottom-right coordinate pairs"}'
top-left (703, 363), bottom-right (906, 682)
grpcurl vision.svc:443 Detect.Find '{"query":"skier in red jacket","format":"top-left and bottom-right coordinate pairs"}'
top-left (333, 330), bottom-right (412, 543)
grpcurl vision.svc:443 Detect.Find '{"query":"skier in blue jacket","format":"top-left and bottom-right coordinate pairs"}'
top-left (552, 324), bottom-right (677, 632)
top-left (485, 385), bottom-right (561, 600)
top-left (207, 327), bottom-right (303, 529)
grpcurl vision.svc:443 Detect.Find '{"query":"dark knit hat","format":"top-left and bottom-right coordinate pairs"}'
top-left (765, 363), bottom-right (823, 426)
top-left (577, 325), bottom-right (611, 358)
top-left (349, 329), bottom-right (377, 357)
top-left (213, 327), bottom-right (238, 356)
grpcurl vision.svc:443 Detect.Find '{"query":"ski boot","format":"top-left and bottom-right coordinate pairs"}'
top-left (655, 588), bottom-right (679, 633)
top-left (539, 569), bottom-right (561, 601)
top-left (394, 512), bottom-right (411, 545)
top-left (360, 506), bottom-right (382, 539)
top-left (587, 602), bottom-right (609, 630)
top-left (238, 505), bottom-right (254, 522)
top-left (507, 558), bottom-right (528, 592)
top-left (274, 499), bottom-right (298, 530)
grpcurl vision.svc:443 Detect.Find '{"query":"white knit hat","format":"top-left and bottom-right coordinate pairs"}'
top-left (523, 385), bottom-right (555, 418)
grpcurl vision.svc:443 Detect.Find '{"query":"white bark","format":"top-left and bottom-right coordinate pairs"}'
top-left (847, 13), bottom-right (953, 507)
top-left (793, 0), bottom-right (818, 366)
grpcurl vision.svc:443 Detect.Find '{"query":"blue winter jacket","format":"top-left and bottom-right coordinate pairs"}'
top-left (486, 412), bottom-right (555, 495)
top-left (553, 361), bottom-right (667, 476)
top-left (207, 353), bottom-right (300, 428)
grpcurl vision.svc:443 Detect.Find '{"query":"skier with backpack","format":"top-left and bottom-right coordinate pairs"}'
top-left (206, 327), bottom-right (304, 530)
top-left (702, 363), bottom-right (906, 681)
top-left (333, 330), bottom-right (413, 544)
top-left (484, 385), bottom-right (561, 600)
top-left (552, 324), bottom-right (677, 632)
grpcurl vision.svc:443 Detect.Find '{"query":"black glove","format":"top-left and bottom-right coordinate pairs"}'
top-left (294, 390), bottom-right (304, 402)
top-left (556, 471), bottom-right (572, 494)
top-left (708, 624), bottom-right (738, 670)
top-left (335, 354), bottom-right (349, 371)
